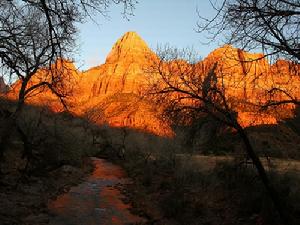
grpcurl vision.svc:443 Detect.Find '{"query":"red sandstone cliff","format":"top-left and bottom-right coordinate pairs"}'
top-left (5, 32), bottom-right (300, 135)
top-left (73, 32), bottom-right (171, 136)
top-left (197, 45), bottom-right (298, 126)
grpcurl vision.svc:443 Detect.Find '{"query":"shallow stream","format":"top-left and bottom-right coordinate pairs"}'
top-left (48, 158), bottom-right (143, 225)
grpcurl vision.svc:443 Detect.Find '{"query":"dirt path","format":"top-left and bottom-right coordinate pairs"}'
top-left (48, 158), bottom-right (145, 225)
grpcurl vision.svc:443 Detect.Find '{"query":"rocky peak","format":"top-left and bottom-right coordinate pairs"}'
top-left (205, 45), bottom-right (266, 66)
top-left (105, 31), bottom-right (156, 64)
top-left (80, 32), bottom-right (159, 98)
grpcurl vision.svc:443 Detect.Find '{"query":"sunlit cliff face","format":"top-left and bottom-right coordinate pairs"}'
top-left (5, 32), bottom-right (300, 135)
top-left (194, 45), bottom-right (299, 127)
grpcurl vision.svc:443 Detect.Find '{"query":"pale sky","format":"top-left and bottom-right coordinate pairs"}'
top-left (75, 0), bottom-right (222, 70)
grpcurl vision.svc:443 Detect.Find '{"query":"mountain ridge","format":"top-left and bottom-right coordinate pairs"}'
top-left (4, 31), bottom-right (300, 136)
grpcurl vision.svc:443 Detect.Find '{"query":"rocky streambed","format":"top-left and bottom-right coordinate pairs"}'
top-left (48, 158), bottom-right (145, 225)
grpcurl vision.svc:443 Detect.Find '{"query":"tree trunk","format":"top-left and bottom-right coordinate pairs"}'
top-left (237, 126), bottom-right (292, 225)
top-left (0, 82), bottom-right (26, 170)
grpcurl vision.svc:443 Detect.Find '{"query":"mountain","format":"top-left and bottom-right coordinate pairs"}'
top-left (77, 31), bottom-right (158, 99)
top-left (5, 32), bottom-right (300, 136)
top-left (105, 31), bottom-right (157, 64)
top-left (196, 45), bottom-right (298, 126)
top-left (6, 59), bottom-right (80, 112)
top-left (73, 32), bottom-right (171, 136)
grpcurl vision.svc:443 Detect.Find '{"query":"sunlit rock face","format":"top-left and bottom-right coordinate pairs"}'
top-left (81, 93), bottom-right (171, 137)
top-left (5, 32), bottom-right (300, 135)
top-left (78, 31), bottom-right (158, 98)
top-left (73, 32), bottom-right (171, 136)
top-left (196, 45), bottom-right (299, 127)
top-left (200, 45), bottom-right (270, 101)
top-left (6, 32), bottom-right (171, 136)
top-left (6, 59), bottom-right (79, 112)
top-left (105, 31), bottom-right (157, 64)
top-left (269, 60), bottom-right (300, 98)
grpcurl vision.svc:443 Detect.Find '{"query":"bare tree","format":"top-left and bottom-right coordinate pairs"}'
top-left (147, 46), bottom-right (293, 225)
top-left (1, 0), bottom-right (136, 113)
top-left (198, 0), bottom-right (300, 62)
top-left (0, 0), bottom-right (136, 168)
top-left (197, 0), bottom-right (300, 120)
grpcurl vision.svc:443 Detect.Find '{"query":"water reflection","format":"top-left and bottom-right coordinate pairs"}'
top-left (48, 158), bottom-right (143, 225)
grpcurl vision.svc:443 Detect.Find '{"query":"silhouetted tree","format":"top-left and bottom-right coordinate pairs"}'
top-left (0, 0), bottom-right (136, 112)
top-left (197, 0), bottom-right (300, 109)
top-left (148, 46), bottom-right (292, 225)
top-left (198, 0), bottom-right (300, 62)
top-left (0, 0), bottom-right (136, 170)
